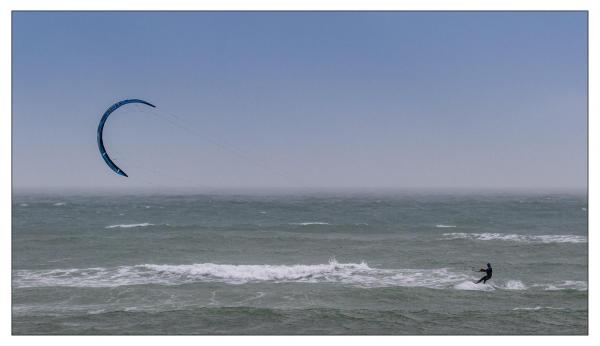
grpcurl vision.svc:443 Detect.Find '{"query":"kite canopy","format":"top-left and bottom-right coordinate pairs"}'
top-left (97, 99), bottom-right (156, 177)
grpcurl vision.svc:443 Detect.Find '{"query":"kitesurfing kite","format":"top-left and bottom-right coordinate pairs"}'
top-left (97, 99), bottom-right (156, 177)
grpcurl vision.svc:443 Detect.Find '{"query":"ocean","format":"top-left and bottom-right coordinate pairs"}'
top-left (12, 192), bottom-right (588, 334)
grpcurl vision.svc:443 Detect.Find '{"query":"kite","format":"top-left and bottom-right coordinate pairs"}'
top-left (97, 99), bottom-right (156, 177)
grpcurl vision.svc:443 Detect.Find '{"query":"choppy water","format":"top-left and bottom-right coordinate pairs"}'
top-left (12, 192), bottom-right (587, 334)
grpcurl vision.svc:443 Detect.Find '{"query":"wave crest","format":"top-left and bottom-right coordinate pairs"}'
top-left (12, 260), bottom-right (464, 289)
top-left (12, 261), bottom-right (586, 292)
top-left (513, 306), bottom-right (565, 311)
top-left (289, 222), bottom-right (330, 226)
top-left (442, 232), bottom-right (587, 244)
top-left (536, 280), bottom-right (587, 291)
top-left (105, 223), bottom-right (154, 229)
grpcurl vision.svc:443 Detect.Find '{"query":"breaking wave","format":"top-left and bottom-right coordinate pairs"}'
top-left (535, 280), bottom-right (587, 291)
top-left (105, 223), bottom-right (154, 229)
top-left (12, 260), bottom-right (583, 292)
top-left (12, 259), bottom-right (468, 289)
top-left (435, 224), bottom-right (457, 228)
top-left (442, 232), bottom-right (587, 244)
top-left (513, 306), bottom-right (565, 311)
top-left (290, 222), bottom-right (331, 226)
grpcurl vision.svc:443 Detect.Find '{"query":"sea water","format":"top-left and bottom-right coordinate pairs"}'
top-left (12, 192), bottom-right (588, 334)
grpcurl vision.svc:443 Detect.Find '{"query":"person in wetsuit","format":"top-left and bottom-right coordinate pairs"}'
top-left (476, 263), bottom-right (493, 284)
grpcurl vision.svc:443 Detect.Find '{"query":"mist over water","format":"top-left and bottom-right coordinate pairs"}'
top-left (12, 192), bottom-right (587, 334)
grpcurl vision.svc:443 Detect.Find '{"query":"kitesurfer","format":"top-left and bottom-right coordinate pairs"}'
top-left (476, 263), bottom-right (493, 284)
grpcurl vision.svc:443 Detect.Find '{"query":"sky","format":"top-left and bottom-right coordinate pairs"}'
top-left (12, 12), bottom-right (587, 192)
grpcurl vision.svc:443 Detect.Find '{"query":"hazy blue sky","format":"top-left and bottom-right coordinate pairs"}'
top-left (13, 12), bottom-right (587, 192)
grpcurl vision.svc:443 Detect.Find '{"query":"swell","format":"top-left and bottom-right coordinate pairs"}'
top-left (12, 306), bottom-right (589, 335)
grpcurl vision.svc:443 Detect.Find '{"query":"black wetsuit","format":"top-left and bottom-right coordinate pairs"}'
top-left (476, 266), bottom-right (492, 284)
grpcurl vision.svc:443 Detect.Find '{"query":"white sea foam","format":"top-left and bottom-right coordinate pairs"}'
top-left (442, 232), bottom-right (587, 244)
top-left (435, 224), bottom-right (457, 228)
top-left (503, 280), bottom-right (527, 290)
top-left (12, 261), bottom-right (583, 292)
top-left (105, 223), bottom-right (154, 229)
top-left (453, 281), bottom-right (496, 291)
top-left (513, 306), bottom-right (565, 311)
top-left (53, 202), bottom-right (66, 206)
top-left (453, 279), bottom-right (527, 291)
top-left (19, 203), bottom-right (28, 207)
top-left (537, 280), bottom-right (588, 291)
top-left (11, 259), bottom-right (468, 289)
top-left (290, 222), bottom-right (330, 226)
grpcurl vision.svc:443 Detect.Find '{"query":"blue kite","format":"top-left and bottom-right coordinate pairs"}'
top-left (97, 99), bottom-right (156, 177)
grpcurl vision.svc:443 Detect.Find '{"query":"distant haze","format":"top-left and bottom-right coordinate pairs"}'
top-left (12, 12), bottom-right (587, 193)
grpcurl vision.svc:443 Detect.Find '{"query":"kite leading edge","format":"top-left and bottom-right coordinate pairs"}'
top-left (97, 99), bottom-right (156, 177)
